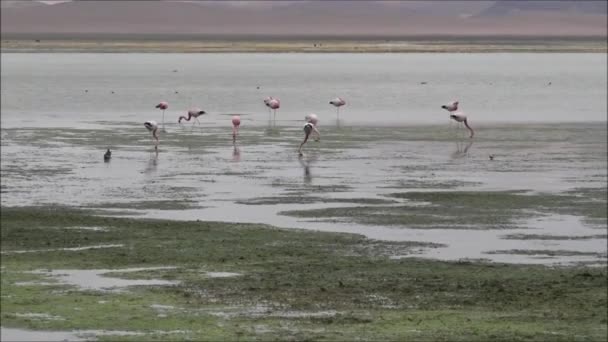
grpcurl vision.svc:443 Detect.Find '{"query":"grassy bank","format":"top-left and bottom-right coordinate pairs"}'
top-left (1, 206), bottom-right (606, 341)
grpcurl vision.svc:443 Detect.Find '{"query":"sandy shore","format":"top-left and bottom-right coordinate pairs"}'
top-left (2, 38), bottom-right (606, 53)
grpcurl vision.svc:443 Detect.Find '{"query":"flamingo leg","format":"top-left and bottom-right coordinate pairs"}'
top-left (162, 110), bottom-right (166, 132)
top-left (268, 108), bottom-right (271, 125)
top-left (273, 110), bottom-right (276, 127)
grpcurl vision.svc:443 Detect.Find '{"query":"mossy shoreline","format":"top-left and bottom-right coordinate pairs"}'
top-left (1, 206), bottom-right (606, 341)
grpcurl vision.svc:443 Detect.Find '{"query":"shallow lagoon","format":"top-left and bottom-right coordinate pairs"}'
top-left (1, 52), bottom-right (607, 266)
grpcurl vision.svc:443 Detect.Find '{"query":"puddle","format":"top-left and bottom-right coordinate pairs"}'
top-left (205, 272), bottom-right (241, 278)
top-left (1, 244), bottom-right (123, 255)
top-left (0, 327), bottom-right (188, 342)
top-left (207, 304), bottom-right (338, 319)
top-left (14, 313), bottom-right (65, 321)
top-left (64, 226), bottom-right (109, 232)
top-left (0, 327), bottom-right (84, 342)
top-left (27, 267), bottom-right (179, 292)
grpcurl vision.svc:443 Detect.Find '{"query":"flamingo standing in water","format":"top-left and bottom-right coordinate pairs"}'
top-left (178, 108), bottom-right (206, 126)
top-left (268, 98), bottom-right (280, 126)
top-left (232, 115), bottom-right (241, 142)
top-left (450, 112), bottom-right (474, 138)
top-left (299, 121), bottom-right (321, 155)
top-left (263, 97), bottom-right (273, 123)
top-left (144, 120), bottom-right (159, 150)
top-left (329, 97), bottom-right (346, 121)
top-left (156, 101), bottom-right (168, 131)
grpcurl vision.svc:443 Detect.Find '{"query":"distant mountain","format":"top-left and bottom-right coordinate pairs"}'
top-left (1, 0), bottom-right (606, 37)
top-left (476, 0), bottom-right (608, 17)
top-left (0, 0), bottom-right (50, 9)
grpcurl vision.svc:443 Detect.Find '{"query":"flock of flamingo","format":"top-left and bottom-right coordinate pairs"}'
top-left (141, 97), bottom-right (473, 156)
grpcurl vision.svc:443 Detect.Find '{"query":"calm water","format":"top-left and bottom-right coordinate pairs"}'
top-left (1, 53), bottom-right (607, 265)
top-left (1, 53), bottom-right (606, 127)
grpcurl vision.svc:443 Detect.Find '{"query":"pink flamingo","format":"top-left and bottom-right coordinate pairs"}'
top-left (299, 122), bottom-right (321, 155)
top-left (450, 112), bottom-right (474, 138)
top-left (263, 96), bottom-right (273, 122)
top-left (232, 115), bottom-right (241, 142)
top-left (329, 97), bottom-right (346, 121)
top-left (178, 108), bottom-right (206, 125)
top-left (155, 101), bottom-right (168, 131)
top-left (441, 100), bottom-right (459, 128)
top-left (144, 120), bottom-right (159, 150)
top-left (441, 100), bottom-right (459, 113)
top-left (305, 113), bottom-right (319, 126)
top-left (268, 98), bottom-right (280, 126)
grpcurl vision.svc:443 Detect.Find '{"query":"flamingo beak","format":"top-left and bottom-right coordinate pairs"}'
top-left (199, 111), bottom-right (206, 115)
top-left (441, 105), bottom-right (447, 109)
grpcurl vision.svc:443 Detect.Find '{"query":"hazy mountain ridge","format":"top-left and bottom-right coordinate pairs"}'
top-left (1, 0), bottom-right (606, 36)
top-left (477, 0), bottom-right (608, 17)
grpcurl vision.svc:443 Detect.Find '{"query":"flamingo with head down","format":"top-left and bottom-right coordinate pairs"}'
top-left (144, 120), bottom-right (159, 150)
top-left (178, 108), bottom-right (206, 125)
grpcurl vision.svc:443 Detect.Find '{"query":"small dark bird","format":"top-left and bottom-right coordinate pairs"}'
top-left (489, 154), bottom-right (495, 161)
top-left (547, 82), bottom-right (552, 86)
top-left (175, 91), bottom-right (179, 94)
top-left (111, 91), bottom-right (115, 94)
top-left (85, 89), bottom-right (88, 92)
top-left (104, 149), bottom-right (112, 162)
top-left (420, 81), bottom-right (427, 85)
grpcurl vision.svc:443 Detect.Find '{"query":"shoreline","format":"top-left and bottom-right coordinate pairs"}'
top-left (2, 39), bottom-right (607, 53)
top-left (1, 206), bottom-right (606, 340)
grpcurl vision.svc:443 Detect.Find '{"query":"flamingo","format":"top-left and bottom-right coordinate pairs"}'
top-left (178, 108), bottom-right (206, 125)
top-left (232, 115), bottom-right (241, 142)
top-left (441, 100), bottom-right (459, 128)
top-left (305, 113), bottom-right (319, 126)
top-left (441, 101), bottom-right (459, 113)
top-left (144, 120), bottom-right (159, 150)
top-left (450, 113), bottom-right (474, 138)
top-left (329, 97), bottom-right (346, 121)
top-left (268, 98), bottom-right (280, 126)
top-left (263, 97), bottom-right (273, 122)
top-left (299, 122), bottom-right (321, 155)
top-left (155, 101), bottom-right (168, 132)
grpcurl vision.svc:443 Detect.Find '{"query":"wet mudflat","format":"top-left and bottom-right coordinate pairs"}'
top-left (2, 122), bottom-right (606, 265)
top-left (1, 123), bottom-right (606, 340)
